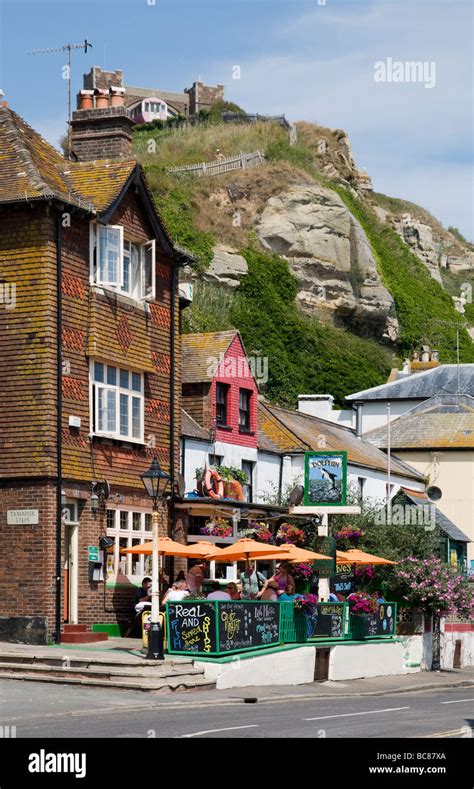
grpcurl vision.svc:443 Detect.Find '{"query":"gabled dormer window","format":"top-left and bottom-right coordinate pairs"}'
top-left (90, 223), bottom-right (156, 301)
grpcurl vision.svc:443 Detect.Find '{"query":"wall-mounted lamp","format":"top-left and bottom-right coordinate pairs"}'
top-left (90, 480), bottom-right (110, 514)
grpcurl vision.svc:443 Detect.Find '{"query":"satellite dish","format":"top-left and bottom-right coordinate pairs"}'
top-left (175, 473), bottom-right (186, 499)
top-left (289, 484), bottom-right (304, 506)
top-left (427, 486), bottom-right (442, 502)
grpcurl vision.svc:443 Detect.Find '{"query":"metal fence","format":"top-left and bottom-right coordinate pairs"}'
top-left (167, 150), bottom-right (265, 178)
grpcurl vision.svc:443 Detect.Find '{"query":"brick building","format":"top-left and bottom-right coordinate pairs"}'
top-left (0, 97), bottom-right (192, 644)
top-left (78, 66), bottom-right (225, 119)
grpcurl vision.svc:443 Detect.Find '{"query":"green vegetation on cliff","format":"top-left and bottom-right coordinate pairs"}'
top-left (135, 119), bottom-right (473, 407)
top-left (183, 246), bottom-right (393, 407)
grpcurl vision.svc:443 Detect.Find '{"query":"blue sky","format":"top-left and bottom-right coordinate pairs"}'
top-left (1, 0), bottom-right (472, 238)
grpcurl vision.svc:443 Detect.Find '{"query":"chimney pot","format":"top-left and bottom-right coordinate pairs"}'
top-left (109, 86), bottom-right (125, 107)
top-left (95, 88), bottom-right (109, 109)
top-left (79, 90), bottom-right (94, 110)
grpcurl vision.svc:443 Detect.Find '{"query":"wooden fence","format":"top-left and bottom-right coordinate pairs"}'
top-left (167, 150), bottom-right (265, 178)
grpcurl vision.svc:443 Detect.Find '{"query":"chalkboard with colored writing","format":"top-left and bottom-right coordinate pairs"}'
top-left (218, 602), bottom-right (280, 652)
top-left (364, 604), bottom-right (395, 637)
top-left (309, 604), bottom-right (344, 638)
top-left (167, 601), bottom-right (217, 654)
top-left (330, 572), bottom-right (354, 595)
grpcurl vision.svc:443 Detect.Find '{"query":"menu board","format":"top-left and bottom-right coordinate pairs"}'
top-left (310, 604), bottom-right (344, 638)
top-left (330, 571), bottom-right (354, 595)
top-left (364, 603), bottom-right (395, 637)
top-left (218, 602), bottom-right (280, 652)
top-left (167, 602), bottom-right (217, 654)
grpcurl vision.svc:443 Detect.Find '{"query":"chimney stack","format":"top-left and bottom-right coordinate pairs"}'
top-left (298, 394), bottom-right (334, 421)
top-left (70, 87), bottom-right (134, 161)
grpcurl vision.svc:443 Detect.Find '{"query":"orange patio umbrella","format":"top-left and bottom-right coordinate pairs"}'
top-left (336, 549), bottom-right (397, 566)
top-left (121, 537), bottom-right (223, 558)
top-left (205, 538), bottom-right (291, 564)
top-left (252, 544), bottom-right (329, 563)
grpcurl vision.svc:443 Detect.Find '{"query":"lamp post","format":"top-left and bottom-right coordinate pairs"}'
top-left (140, 458), bottom-right (171, 660)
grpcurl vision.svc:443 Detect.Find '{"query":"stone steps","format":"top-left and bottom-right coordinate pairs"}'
top-left (0, 652), bottom-right (214, 692)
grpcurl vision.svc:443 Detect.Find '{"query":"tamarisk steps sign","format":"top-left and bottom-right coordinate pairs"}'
top-left (166, 601), bottom-right (281, 656)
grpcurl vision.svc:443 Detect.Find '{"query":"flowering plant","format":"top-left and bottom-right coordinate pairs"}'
top-left (291, 563), bottom-right (313, 582)
top-left (276, 522), bottom-right (306, 546)
top-left (347, 591), bottom-right (379, 614)
top-left (334, 526), bottom-right (364, 550)
top-left (294, 593), bottom-right (318, 611)
top-left (245, 521), bottom-right (274, 543)
top-left (354, 564), bottom-right (374, 585)
top-left (200, 517), bottom-right (232, 538)
top-left (394, 556), bottom-right (474, 618)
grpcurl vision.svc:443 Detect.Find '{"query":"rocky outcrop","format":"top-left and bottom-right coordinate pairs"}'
top-left (202, 245), bottom-right (248, 288)
top-left (376, 210), bottom-right (474, 283)
top-left (256, 185), bottom-right (399, 342)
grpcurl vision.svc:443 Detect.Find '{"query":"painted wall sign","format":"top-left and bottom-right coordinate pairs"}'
top-left (304, 451), bottom-right (347, 507)
top-left (6, 509), bottom-right (39, 525)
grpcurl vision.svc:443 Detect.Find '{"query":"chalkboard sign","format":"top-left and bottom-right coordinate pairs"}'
top-left (363, 604), bottom-right (395, 637)
top-left (167, 602), bottom-right (217, 654)
top-left (310, 603), bottom-right (344, 639)
top-left (218, 602), bottom-right (280, 652)
top-left (330, 572), bottom-right (354, 595)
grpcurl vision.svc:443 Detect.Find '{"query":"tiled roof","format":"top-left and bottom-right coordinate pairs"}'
top-left (346, 364), bottom-right (474, 401)
top-left (182, 330), bottom-right (240, 383)
top-left (0, 106), bottom-right (136, 212)
top-left (398, 488), bottom-right (470, 543)
top-left (365, 395), bottom-right (474, 449)
top-left (258, 400), bottom-right (423, 480)
top-left (181, 409), bottom-right (211, 441)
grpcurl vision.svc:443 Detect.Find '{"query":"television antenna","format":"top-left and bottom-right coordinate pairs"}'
top-left (28, 39), bottom-right (92, 158)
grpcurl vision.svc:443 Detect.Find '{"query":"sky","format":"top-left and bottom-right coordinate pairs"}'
top-left (0, 0), bottom-right (472, 239)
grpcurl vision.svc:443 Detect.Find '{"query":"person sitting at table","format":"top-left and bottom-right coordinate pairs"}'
top-left (225, 582), bottom-right (241, 600)
top-left (186, 560), bottom-right (206, 594)
top-left (258, 579), bottom-right (279, 601)
top-left (162, 581), bottom-right (190, 603)
top-left (272, 562), bottom-right (295, 597)
top-left (278, 583), bottom-right (298, 602)
top-left (207, 582), bottom-right (231, 601)
top-left (133, 577), bottom-right (152, 611)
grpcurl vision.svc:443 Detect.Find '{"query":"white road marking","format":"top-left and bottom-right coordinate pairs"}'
top-left (305, 706), bottom-right (410, 721)
top-left (181, 724), bottom-right (259, 738)
top-left (439, 698), bottom-right (474, 705)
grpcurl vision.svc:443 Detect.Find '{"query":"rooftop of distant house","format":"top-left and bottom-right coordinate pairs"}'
top-left (181, 330), bottom-right (243, 384)
top-left (346, 363), bottom-right (474, 402)
top-left (257, 400), bottom-right (423, 480)
top-left (364, 394), bottom-right (474, 450)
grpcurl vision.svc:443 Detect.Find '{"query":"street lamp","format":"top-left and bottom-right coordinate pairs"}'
top-left (140, 458), bottom-right (171, 660)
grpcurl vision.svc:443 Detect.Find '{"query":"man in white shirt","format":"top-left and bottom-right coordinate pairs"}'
top-left (207, 582), bottom-right (231, 601)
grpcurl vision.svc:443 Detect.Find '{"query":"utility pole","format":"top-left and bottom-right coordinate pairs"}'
top-left (386, 402), bottom-right (391, 525)
top-left (28, 39), bottom-right (92, 158)
top-left (431, 318), bottom-right (467, 396)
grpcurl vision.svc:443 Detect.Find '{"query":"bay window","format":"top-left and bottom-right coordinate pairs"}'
top-left (91, 361), bottom-right (144, 442)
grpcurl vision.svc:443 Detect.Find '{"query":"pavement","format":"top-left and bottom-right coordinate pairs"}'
top-left (0, 640), bottom-right (473, 701)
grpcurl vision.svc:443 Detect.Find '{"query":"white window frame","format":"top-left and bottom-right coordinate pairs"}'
top-left (90, 360), bottom-right (145, 443)
top-left (90, 223), bottom-right (156, 301)
top-left (106, 509), bottom-right (153, 581)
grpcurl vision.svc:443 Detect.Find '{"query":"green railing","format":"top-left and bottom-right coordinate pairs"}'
top-left (165, 599), bottom-right (398, 657)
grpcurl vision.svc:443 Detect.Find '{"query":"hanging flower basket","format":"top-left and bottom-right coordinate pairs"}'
top-left (334, 526), bottom-right (364, 551)
top-left (276, 522), bottom-right (306, 547)
top-left (200, 518), bottom-right (233, 538)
